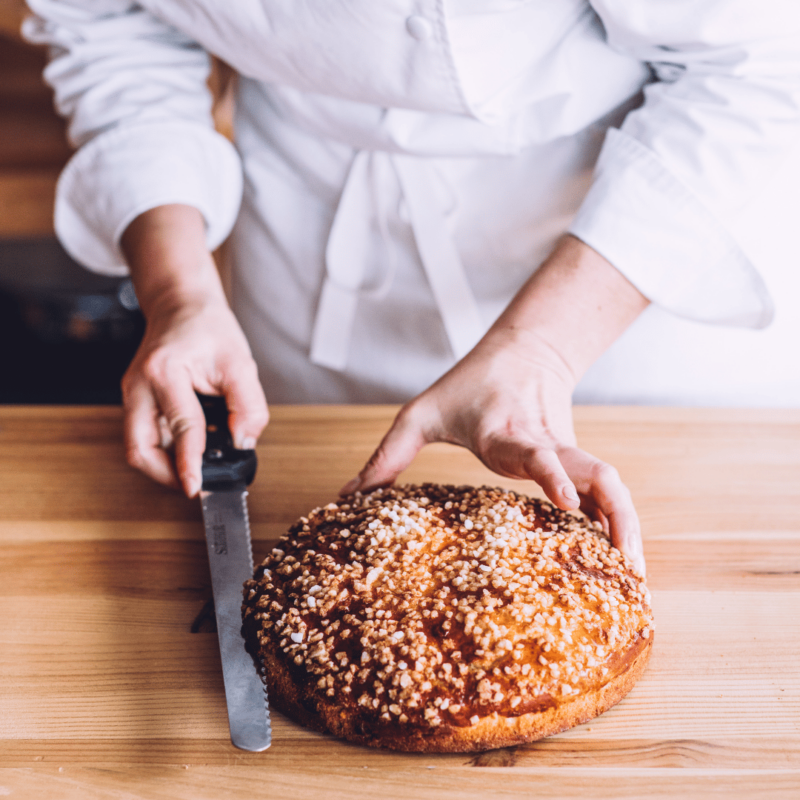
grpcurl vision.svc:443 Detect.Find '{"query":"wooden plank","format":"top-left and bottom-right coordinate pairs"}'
top-left (0, 0), bottom-right (26, 39)
top-left (0, 520), bottom-right (286, 543)
top-left (1, 764), bottom-right (799, 800)
top-left (4, 735), bottom-right (800, 769)
top-left (0, 169), bottom-right (58, 236)
top-left (0, 31), bottom-right (69, 237)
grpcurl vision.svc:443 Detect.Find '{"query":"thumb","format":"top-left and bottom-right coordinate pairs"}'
top-left (340, 405), bottom-right (431, 495)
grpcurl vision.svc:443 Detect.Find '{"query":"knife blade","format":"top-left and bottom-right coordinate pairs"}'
top-left (199, 393), bottom-right (271, 752)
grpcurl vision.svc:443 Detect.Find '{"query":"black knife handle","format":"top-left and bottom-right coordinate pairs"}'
top-left (199, 393), bottom-right (258, 490)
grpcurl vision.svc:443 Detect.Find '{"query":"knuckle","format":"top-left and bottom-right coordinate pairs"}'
top-left (243, 356), bottom-right (261, 379)
top-left (524, 442), bottom-right (550, 461)
top-left (590, 461), bottom-right (632, 502)
top-left (591, 460), bottom-right (620, 485)
top-left (366, 443), bottom-right (391, 473)
top-left (140, 353), bottom-right (168, 384)
top-left (120, 363), bottom-right (146, 399)
top-left (239, 391), bottom-right (269, 425)
top-left (168, 414), bottom-right (201, 440)
top-left (220, 351), bottom-right (258, 379)
top-left (248, 406), bottom-right (270, 430)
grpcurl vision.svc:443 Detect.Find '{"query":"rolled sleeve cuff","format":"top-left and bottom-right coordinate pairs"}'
top-left (54, 121), bottom-right (243, 276)
top-left (568, 127), bottom-right (774, 329)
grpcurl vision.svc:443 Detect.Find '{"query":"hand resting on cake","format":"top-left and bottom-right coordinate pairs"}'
top-left (343, 236), bottom-right (650, 576)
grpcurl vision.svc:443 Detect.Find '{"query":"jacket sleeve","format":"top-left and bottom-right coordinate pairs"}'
top-left (23, 0), bottom-right (243, 275)
top-left (569, 0), bottom-right (800, 328)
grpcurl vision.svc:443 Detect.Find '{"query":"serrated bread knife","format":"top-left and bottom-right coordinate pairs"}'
top-left (199, 393), bottom-right (271, 752)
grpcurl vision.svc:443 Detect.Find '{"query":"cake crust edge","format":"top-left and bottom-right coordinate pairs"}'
top-left (252, 628), bottom-right (653, 753)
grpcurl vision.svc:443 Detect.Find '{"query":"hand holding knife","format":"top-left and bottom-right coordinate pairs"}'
top-left (199, 393), bottom-right (271, 752)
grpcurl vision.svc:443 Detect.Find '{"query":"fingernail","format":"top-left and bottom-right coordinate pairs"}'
top-left (240, 436), bottom-right (257, 450)
top-left (562, 484), bottom-right (579, 504)
top-left (341, 476), bottom-right (362, 495)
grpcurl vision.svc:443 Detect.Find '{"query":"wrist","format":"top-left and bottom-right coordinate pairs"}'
top-left (143, 281), bottom-right (231, 328)
top-left (478, 323), bottom-right (579, 392)
top-left (490, 235), bottom-right (649, 382)
top-left (120, 204), bottom-right (227, 320)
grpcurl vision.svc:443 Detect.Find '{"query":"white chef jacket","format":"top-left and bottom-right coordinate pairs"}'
top-left (23, 0), bottom-right (800, 405)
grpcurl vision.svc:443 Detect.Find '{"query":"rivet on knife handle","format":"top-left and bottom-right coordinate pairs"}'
top-left (199, 393), bottom-right (271, 752)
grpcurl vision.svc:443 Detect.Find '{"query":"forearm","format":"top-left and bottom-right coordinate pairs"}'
top-left (485, 234), bottom-right (650, 385)
top-left (120, 204), bottom-right (227, 318)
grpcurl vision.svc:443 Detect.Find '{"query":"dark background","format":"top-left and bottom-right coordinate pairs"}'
top-left (0, 239), bottom-right (144, 405)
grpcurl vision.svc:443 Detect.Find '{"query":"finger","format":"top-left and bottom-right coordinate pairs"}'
top-left (123, 382), bottom-right (181, 491)
top-left (516, 446), bottom-right (580, 511)
top-left (576, 494), bottom-right (610, 536)
top-left (222, 363), bottom-right (270, 450)
top-left (341, 404), bottom-right (432, 495)
top-left (150, 378), bottom-right (207, 498)
top-left (559, 447), bottom-right (645, 576)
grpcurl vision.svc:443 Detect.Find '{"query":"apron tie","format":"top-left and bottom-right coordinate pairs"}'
top-left (310, 151), bottom-right (485, 371)
top-left (392, 154), bottom-right (485, 362)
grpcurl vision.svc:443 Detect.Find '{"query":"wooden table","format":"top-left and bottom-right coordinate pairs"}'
top-left (1, 405), bottom-right (799, 799)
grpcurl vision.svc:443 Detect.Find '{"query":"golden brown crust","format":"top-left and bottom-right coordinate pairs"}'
top-left (259, 631), bottom-right (652, 752)
top-left (242, 484), bottom-right (654, 752)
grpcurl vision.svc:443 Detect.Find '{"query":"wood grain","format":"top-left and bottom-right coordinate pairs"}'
top-left (1, 405), bottom-right (799, 799)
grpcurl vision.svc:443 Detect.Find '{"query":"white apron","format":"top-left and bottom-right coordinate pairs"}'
top-left (25, 0), bottom-right (800, 405)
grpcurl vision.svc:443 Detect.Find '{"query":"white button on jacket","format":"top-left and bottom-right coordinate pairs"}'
top-left (406, 15), bottom-right (434, 41)
top-left (24, 0), bottom-right (800, 405)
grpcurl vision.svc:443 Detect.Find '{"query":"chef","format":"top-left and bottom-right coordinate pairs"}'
top-left (24, 0), bottom-right (800, 576)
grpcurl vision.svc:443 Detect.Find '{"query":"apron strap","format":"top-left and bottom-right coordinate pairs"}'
top-left (392, 154), bottom-right (485, 362)
top-left (309, 150), bottom-right (375, 371)
top-left (310, 151), bottom-right (485, 371)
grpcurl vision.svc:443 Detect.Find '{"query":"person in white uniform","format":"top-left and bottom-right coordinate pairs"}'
top-left (24, 0), bottom-right (800, 575)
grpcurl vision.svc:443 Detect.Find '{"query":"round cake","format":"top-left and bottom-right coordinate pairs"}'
top-left (242, 483), bottom-right (654, 752)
